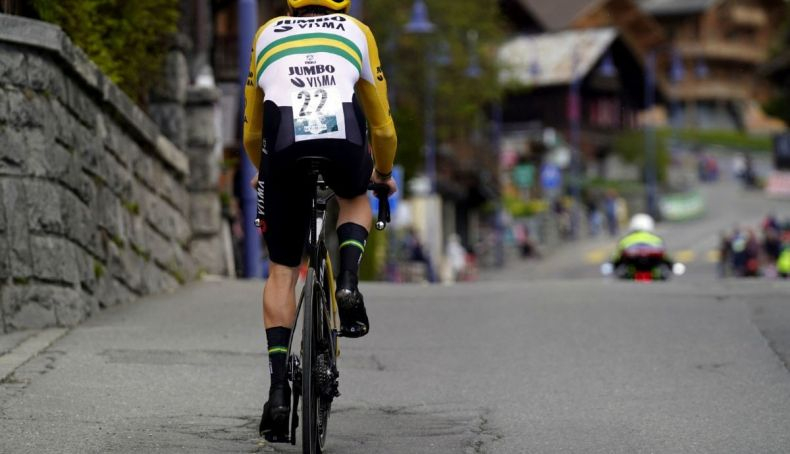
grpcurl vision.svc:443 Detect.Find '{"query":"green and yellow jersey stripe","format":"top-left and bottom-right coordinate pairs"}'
top-left (256, 33), bottom-right (363, 79)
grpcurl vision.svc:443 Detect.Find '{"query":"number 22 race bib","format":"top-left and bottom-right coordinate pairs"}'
top-left (291, 87), bottom-right (346, 142)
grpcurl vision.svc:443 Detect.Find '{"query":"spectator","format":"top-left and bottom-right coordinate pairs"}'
top-left (403, 227), bottom-right (436, 283)
top-left (718, 230), bottom-right (732, 278)
top-left (445, 234), bottom-right (469, 282)
top-left (584, 189), bottom-right (603, 237)
top-left (604, 189), bottom-right (619, 237)
top-left (514, 222), bottom-right (541, 259)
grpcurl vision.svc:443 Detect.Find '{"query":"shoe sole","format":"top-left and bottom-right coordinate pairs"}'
top-left (261, 406), bottom-right (290, 441)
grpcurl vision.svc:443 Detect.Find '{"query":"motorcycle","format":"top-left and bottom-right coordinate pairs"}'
top-left (600, 245), bottom-right (686, 282)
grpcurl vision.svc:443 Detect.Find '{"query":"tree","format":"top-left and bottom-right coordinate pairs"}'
top-left (30, 0), bottom-right (180, 104)
top-left (361, 0), bottom-right (505, 183)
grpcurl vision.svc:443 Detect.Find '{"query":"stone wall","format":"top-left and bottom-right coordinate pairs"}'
top-left (0, 14), bottom-right (229, 333)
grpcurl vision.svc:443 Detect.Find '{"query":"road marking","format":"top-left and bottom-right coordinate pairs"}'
top-left (585, 248), bottom-right (721, 265)
top-left (675, 250), bottom-right (696, 263)
top-left (0, 328), bottom-right (68, 382)
top-left (585, 249), bottom-right (609, 264)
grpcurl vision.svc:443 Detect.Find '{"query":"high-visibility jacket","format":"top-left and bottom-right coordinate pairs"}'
top-left (778, 247), bottom-right (790, 275)
top-left (612, 230), bottom-right (669, 265)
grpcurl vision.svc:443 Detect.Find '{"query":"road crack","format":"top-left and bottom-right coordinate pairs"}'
top-left (467, 409), bottom-right (503, 454)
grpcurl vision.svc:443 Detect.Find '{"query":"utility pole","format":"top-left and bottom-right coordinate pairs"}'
top-left (238, 0), bottom-right (262, 278)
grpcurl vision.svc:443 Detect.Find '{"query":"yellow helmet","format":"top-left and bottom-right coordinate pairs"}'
top-left (287, 0), bottom-right (351, 13)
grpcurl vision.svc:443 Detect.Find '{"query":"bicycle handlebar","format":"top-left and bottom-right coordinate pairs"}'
top-left (368, 183), bottom-right (391, 231)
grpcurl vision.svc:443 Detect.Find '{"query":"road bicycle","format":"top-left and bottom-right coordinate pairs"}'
top-left (268, 156), bottom-right (390, 454)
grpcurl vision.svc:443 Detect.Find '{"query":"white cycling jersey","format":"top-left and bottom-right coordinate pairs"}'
top-left (243, 13), bottom-right (396, 170)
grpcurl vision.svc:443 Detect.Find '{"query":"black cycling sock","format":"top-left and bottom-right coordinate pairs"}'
top-left (337, 223), bottom-right (368, 278)
top-left (266, 327), bottom-right (291, 388)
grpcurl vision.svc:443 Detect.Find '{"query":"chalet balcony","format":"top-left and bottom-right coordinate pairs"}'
top-left (726, 5), bottom-right (768, 28)
top-left (670, 80), bottom-right (751, 101)
top-left (676, 40), bottom-right (767, 65)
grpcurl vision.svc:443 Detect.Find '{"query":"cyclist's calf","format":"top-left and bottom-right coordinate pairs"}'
top-left (263, 263), bottom-right (299, 329)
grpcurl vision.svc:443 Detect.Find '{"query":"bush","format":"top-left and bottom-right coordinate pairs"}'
top-left (30, 0), bottom-right (180, 104)
top-left (673, 129), bottom-right (772, 152)
top-left (503, 194), bottom-right (547, 218)
top-left (613, 129), bottom-right (670, 184)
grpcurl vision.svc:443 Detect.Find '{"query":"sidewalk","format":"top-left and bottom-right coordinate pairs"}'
top-left (0, 279), bottom-right (270, 453)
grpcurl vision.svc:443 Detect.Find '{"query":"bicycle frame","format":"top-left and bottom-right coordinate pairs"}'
top-left (306, 167), bottom-right (340, 356)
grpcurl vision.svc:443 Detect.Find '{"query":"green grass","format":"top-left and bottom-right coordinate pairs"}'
top-left (93, 261), bottom-right (105, 279)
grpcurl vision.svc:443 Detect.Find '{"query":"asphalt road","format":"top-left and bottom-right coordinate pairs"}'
top-left (1, 178), bottom-right (790, 453)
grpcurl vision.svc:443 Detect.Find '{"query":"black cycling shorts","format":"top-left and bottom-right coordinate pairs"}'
top-left (257, 97), bottom-right (373, 267)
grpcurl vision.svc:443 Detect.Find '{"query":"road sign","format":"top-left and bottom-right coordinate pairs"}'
top-left (540, 163), bottom-right (562, 190)
top-left (513, 164), bottom-right (535, 189)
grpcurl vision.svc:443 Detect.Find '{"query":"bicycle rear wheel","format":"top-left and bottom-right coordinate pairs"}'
top-left (302, 268), bottom-right (323, 454)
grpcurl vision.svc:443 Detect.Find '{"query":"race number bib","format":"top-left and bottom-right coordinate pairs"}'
top-left (291, 87), bottom-right (346, 142)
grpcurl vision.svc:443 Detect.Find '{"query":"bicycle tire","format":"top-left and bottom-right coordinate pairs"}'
top-left (302, 268), bottom-right (319, 454)
top-left (316, 250), bottom-right (335, 451)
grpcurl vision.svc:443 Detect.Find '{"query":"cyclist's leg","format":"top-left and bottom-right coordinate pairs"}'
top-left (322, 136), bottom-right (374, 337)
top-left (335, 195), bottom-right (370, 297)
top-left (262, 263), bottom-right (299, 329)
top-left (258, 140), bottom-right (311, 439)
top-left (337, 194), bottom-right (372, 227)
top-left (259, 263), bottom-right (298, 440)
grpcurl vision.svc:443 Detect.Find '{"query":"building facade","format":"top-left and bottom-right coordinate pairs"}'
top-left (638, 0), bottom-right (786, 130)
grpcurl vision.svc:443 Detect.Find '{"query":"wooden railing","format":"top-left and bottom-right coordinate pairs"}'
top-left (726, 5), bottom-right (767, 28)
top-left (676, 40), bottom-right (767, 65)
top-left (670, 80), bottom-right (751, 101)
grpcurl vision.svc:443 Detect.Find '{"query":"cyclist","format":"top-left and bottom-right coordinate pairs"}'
top-left (242, 0), bottom-right (397, 441)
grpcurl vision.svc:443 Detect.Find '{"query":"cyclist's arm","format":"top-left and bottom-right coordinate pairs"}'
top-left (243, 27), bottom-right (266, 170)
top-left (352, 21), bottom-right (397, 175)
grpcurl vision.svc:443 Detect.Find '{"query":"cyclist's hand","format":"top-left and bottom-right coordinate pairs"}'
top-left (371, 169), bottom-right (398, 196)
top-left (249, 172), bottom-right (258, 190)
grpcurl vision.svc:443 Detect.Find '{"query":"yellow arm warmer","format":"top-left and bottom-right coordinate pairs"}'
top-left (242, 26), bottom-right (268, 170)
top-left (350, 19), bottom-right (397, 174)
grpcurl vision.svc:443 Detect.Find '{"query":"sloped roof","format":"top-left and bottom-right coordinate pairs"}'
top-left (498, 28), bottom-right (618, 87)
top-left (517, 0), bottom-right (599, 30)
top-left (638, 0), bottom-right (719, 16)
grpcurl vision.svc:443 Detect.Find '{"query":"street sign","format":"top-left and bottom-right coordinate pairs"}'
top-left (513, 164), bottom-right (535, 189)
top-left (540, 163), bottom-right (562, 191)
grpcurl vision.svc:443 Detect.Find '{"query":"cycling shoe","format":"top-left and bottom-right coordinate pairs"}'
top-left (259, 384), bottom-right (290, 442)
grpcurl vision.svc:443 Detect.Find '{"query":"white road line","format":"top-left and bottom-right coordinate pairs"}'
top-left (0, 328), bottom-right (68, 382)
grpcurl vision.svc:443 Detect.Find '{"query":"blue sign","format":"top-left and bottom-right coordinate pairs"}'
top-left (541, 164), bottom-right (562, 190)
top-left (370, 165), bottom-right (402, 219)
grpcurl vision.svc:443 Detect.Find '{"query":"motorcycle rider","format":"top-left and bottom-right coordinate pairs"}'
top-left (611, 213), bottom-right (675, 278)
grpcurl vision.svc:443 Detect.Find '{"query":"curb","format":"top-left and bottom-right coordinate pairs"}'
top-left (0, 328), bottom-right (69, 382)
